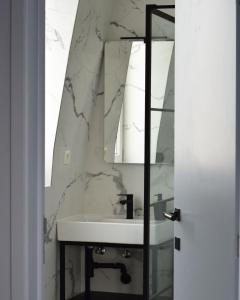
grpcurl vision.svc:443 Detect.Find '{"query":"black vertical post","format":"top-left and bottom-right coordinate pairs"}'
top-left (143, 5), bottom-right (154, 300)
top-left (85, 246), bottom-right (92, 300)
top-left (60, 242), bottom-right (65, 300)
top-left (143, 5), bottom-right (175, 300)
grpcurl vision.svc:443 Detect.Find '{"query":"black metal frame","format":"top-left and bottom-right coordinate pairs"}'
top-left (59, 240), bottom-right (171, 300)
top-left (59, 241), bottom-right (144, 300)
top-left (120, 36), bottom-right (172, 42)
top-left (143, 5), bottom-right (175, 300)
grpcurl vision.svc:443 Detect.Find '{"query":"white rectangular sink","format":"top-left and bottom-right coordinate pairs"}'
top-left (57, 215), bottom-right (173, 245)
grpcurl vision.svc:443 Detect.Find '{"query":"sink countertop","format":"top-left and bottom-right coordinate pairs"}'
top-left (57, 214), bottom-right (173, 246)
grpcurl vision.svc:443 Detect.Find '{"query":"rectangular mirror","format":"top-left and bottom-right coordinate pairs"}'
top-left (104, 40), bottom-right (174, 164)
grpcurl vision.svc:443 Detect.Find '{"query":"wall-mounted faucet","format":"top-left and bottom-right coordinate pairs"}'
top-left (118, 194), bottom-right (134, 219)
top-left (151, 194), bottom-right (174, 221)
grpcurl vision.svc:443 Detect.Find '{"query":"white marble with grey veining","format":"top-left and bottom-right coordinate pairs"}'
top-left (45, 0), bottom-right (114, 299)
top-left (45, 0), bottom-right (79, 186)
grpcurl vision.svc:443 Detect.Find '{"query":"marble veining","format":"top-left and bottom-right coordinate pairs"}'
top-left (104, 84), bottom-right (126, 118)
top-left (85, 166), bottom-right (127, 195)
top-left (129, 0), bottom-right (144, 13)
top-left (109, 21), bottom-right (139, 37)
top-left (64, 77), bottom-right (91, 140)
top-left (46, 21), bottom-right (65, 49)
top-left (45, 175), bottom-right (83, 244)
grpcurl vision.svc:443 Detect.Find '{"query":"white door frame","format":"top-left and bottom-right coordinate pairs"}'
top-left (10, 0), bottom-right (44, 299)
top-left (237, 2), bottom-right (240, 298)
top-left (0, 0), bottom-right (11, 298)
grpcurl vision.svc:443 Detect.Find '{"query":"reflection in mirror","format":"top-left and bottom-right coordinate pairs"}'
top-left (104, 40), bottom-right (174, 164)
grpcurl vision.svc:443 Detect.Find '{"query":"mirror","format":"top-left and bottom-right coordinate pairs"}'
top-left (104, 40), bottom-right (174, 164)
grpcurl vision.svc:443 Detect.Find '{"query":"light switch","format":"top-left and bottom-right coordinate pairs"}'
top-left (64, 150), bottom-right (71, 165)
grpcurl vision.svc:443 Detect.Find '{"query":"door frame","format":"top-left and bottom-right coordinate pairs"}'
top-left (10, 0), bottom-right (44, 299)
top-left (237, 1), bottom-right (240, 298)
top-left (0, 0), bottom-right (11, 298)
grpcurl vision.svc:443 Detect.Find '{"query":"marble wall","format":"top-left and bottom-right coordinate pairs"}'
top-left (45, 0), bottom-right (174, 299)
top-left (83, 0), bottom-right (175, 224)
top-left (83, 1), bottom-right (174, 296)
top-left (45, 0), bottom-right (79, 186)
top-left (44, 1), bottom-right (114, 299)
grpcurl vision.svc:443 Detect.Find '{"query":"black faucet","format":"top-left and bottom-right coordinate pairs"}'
top-left (118, 194), bottom-right (134, 219)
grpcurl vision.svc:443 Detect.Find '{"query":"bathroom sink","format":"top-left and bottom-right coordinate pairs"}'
top-left (57, 215), bottom-right (173, 245)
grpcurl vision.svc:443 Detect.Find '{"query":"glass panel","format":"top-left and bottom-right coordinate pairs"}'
top-left (149, 10), bottom-right (174, 300)
top-left (151, 41), bottom-right (174, 110)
